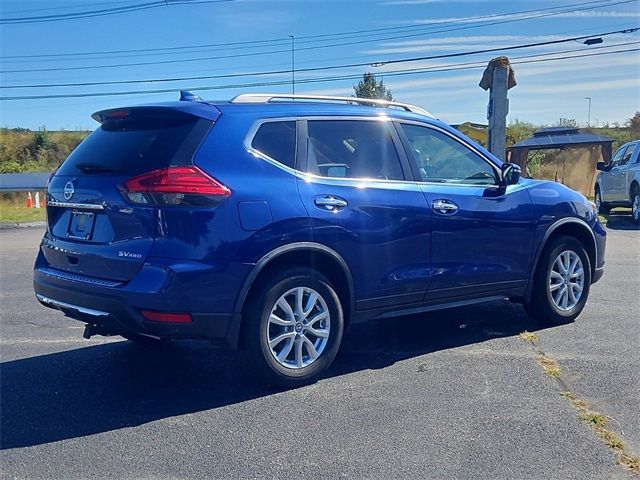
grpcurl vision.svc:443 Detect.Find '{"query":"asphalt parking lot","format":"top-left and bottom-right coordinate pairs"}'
top-left (1, 217), bottom-right (639, 479)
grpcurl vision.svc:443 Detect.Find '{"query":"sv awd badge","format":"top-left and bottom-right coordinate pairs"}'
top-left (118, 251), bottom-right (142, 259)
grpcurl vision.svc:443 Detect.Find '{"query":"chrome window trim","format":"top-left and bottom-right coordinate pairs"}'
top-left (244, 115), bottom-right (418, 186)
top-left (244, 116), bottom-right (301, 175)
top-left (243, 115), bottom-right (505, 189)
top-left (47, 201), bottom-right (105, 210)
top-left (395, 119), bottom-right (503, 187)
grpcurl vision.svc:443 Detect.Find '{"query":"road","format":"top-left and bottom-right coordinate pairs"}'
top-left (1, 221), bottom-right (639, 479)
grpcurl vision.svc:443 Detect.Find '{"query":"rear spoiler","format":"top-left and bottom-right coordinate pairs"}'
top-left (91, 103), bottom-right (221, 124)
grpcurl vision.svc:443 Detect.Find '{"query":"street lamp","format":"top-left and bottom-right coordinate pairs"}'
top-left (289, 35), bottom-right (295, 95)
top-left (585, 97), bottom-right (592, 127)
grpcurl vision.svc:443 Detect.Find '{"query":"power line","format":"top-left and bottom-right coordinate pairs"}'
top-left (4, 39), bottom-right (638, 90)
top-left (1, 0), bottom-right (636, 73)
top-left (0, 0), bottom-right (235, 25)
top-left (1, 0), bottom-right (146, 15)
top-left (0, 0), bottom-right (619, 59)
top-left (1, 47), bottom-right (637, 101)
top-left (1, 27), bottom-right (636, 86)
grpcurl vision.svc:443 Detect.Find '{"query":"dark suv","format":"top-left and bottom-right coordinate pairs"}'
top-left (34, 93), bottom-right (606, 386)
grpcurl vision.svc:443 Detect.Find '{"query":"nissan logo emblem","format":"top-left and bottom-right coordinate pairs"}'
top-left (63, 181), bottom-right (75, 201)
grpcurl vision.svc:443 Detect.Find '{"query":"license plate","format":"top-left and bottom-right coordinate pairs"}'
top-left (68, 211), bottom-right (96, 240)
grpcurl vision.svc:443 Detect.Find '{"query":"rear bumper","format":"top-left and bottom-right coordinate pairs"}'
top-left (33, 254), bottom-right (250, 347)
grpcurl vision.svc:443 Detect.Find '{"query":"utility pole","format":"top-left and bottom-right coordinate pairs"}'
top-left (289, 35), bottom-right (295, 95)
top-left (585, 97), bottom-right (592, 127)
top-left (479, 57), bottom-right (516, 161)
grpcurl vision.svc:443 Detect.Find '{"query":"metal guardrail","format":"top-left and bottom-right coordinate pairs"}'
top-left (0, 172), bottom-right (51, 192)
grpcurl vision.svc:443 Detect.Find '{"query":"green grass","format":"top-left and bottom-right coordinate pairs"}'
top-left (579, 411), bottom-right (608, 428)
top-left (0, 195), bottom-right (46, 223)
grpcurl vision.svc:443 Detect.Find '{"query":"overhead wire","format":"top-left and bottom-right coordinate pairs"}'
top-left (1, 27), bottom-right (636, 88)
top-left (1, 0), bottom-right (637, 73)
top-left (2, 39), bottom-right (638, 90)
top-left (0, 0), bottom-right (623, 60)
top-left (1, 46), bottom-right (637, 101)
top-left (0, 0), bottom-right (235, 25)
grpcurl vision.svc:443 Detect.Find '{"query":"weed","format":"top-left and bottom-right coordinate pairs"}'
top-left (599, 430), bottom-right (624, 450)
top-left (536, 354), bottom-right (561, 377)
top-left (579, 411), bottom-right (608, 428)
top-left (519, 331), bottom-right (537, 343)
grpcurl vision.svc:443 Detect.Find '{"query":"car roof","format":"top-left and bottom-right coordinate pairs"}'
top-left (91, 96), bottom-right (503, 166)
top-left (93, 97), bottom-right (444, 127)
top-left (212, 100), bottom-right (439, 122)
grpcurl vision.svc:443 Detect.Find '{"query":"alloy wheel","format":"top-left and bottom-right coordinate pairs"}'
top-left (633, 194), bottom-right (640, 223)
top-left (266, 287), bottom-right (330, 369)
top-left (548, 250), bottom-right (585, 312)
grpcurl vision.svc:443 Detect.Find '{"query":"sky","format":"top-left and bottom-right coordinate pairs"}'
top-left (0, 0), bottom-right (639, 130)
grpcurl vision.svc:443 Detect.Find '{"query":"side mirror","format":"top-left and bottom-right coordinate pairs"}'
top-left (596, 161), bottom-right (607, 171)
top-left (501, 162), bottom-right (521, 186)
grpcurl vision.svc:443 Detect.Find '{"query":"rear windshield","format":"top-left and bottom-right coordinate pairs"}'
top-left (57, 110), bottom-right (212, 176)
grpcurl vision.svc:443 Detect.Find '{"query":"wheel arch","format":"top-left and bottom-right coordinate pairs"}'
top-left (524, 217), bottom-right (597, 302)
top-left (227, 242), bottom-right (355, 349)
top-left (630, 179), bottom-right (640, 199)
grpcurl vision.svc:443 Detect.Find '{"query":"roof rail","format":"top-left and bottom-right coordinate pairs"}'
top-left (229, 93), bottom-right (435, 118)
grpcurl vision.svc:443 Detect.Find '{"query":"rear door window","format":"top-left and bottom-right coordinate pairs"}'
top-left (57, 110), bottom-right (211, 176)
top-left (610, 146), bottom-right (627, 167)
top-left (251, 121), bottom-right (297, 169)
top-left (621, 144), bottom-right (636, 166)
top-left (305, 120), bottom-right (404, 180)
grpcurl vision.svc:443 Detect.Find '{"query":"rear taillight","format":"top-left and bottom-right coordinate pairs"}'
top-left (45, 171), bottom-right (55, 232)
top-left (122, 166), bottom-right (230, 206)
top-left (141, 310), bottom-right (192, 323)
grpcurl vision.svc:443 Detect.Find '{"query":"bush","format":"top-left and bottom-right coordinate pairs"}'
top-left (0, 128), bottom-right (90, 173)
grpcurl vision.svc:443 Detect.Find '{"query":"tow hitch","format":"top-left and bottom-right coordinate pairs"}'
top-left (83, 323), bottom-right (120, 339)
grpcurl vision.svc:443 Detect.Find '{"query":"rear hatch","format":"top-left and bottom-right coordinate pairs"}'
top-left (43, 107), bottom-right (215, 282)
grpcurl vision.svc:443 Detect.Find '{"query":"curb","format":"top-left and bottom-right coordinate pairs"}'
top-left (0, 221), bottom-right (46, 230)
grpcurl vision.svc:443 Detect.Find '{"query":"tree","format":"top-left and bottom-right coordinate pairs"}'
top-left (507, 119), bottom-right (536, 145)
top-left (353, 73), bottom-right (394, 101)
top-left (626, 111), bottom-right (640, 134)
top-left (554, 118), bottom-right (579, 128)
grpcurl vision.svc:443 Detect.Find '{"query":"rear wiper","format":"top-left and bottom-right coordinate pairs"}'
top-left (75, 162), bottom-right (121, 174)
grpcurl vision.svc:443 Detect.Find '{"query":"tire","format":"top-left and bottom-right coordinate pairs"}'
top-left (245, 268), bottom-right (344, 388)
top-left (595, 187), bottom-right (610, 215)
top-left (631, 190), bottom-right (640, 225)
top-left (524, 235), bottom-right (591, 325)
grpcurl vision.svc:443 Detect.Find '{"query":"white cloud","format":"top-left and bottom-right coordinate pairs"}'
top-left (363, 33), bottom-right (636, 55)
top-left (382, 0), bottom-right (443, 4)
top-left (398, 10), bottom-right (640, 25)
top-left (381, 0), bottom-right (491, 4)
top-left (516, 77), bottom-right (640, 95)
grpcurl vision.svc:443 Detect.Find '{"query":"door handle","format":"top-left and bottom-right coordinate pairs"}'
top-left (432, 199), bottom-right (458, 215)
top-left (314, 195), bottom-right (348, 211)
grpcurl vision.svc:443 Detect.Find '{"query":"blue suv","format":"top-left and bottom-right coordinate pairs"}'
top-left (34, 93), bottom-right (606, 386)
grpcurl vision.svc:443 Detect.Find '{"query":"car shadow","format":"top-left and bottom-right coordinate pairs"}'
top-left (1, 300), bottom-right (545, 450)
top-left (604, 209), bottom-right (640, 230)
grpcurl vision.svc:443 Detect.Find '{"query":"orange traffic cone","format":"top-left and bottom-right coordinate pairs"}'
top-left (26, 192), bottom-right (33, 208)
